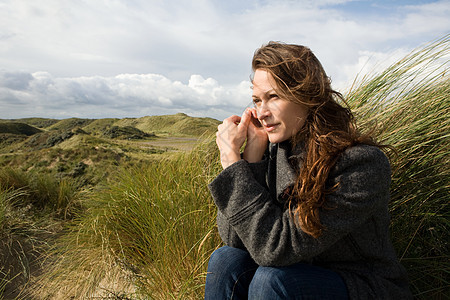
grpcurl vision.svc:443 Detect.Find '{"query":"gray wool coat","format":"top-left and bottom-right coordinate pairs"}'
top-left (208, 141), bottom-right (412, 299)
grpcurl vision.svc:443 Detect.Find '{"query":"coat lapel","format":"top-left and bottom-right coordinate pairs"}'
top-left (268, 141), bottom-right (304, 203)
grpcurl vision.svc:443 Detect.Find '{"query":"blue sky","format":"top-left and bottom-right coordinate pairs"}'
top-left (0, 0), bottom-right (449, 120)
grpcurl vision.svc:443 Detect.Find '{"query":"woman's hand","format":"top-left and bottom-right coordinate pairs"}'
top-left (243, 108), bottom-right (268, 163)
top-left (216, 110), bottom-right (251, 169)
top-left (216, 109), bottom-right (268, 169)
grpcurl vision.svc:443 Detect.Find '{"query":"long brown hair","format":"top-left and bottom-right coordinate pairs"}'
top-left (252, 42), bottom-right (378, 238)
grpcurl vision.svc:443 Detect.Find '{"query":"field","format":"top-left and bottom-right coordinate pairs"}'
top-left (1, 36), bottom-right (449, 299)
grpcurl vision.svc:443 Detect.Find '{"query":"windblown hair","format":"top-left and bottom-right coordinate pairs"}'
top-left (252, 41), bottom-right (379, 238)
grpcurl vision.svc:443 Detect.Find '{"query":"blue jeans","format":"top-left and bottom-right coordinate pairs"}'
top-left (205, 246), bottom-right (349, 300)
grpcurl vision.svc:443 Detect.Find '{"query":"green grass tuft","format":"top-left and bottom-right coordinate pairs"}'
top-left (33, 137), bottom-right (222, 299)
top-left (346, 35), bottom-right (449, 299)
top-left (0, 168), bottom-right (86, 219)
top-left (0, 188), bottom-right (54, 299)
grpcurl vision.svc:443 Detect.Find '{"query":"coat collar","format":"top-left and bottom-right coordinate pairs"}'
top-left (270, 140), bottom-right (304, 201)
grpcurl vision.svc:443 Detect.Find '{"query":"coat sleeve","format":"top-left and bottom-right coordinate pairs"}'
top-left (214, 158), bottom-right (269, 250)
top-left (208, 145), bottom-right (391, 266)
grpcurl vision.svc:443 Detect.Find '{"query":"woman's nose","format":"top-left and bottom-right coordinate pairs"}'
top-left (257, 101), bottom-right (271, 120)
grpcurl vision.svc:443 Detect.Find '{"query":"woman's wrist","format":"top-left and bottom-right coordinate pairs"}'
top-left (242, 139), bottom-right (267, 163)
top-left (220, 151), bottom-right (241, 169)
top-left (242, 148), bottom-right (265, 163)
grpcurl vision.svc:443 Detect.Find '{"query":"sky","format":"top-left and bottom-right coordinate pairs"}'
top-left (0, 0), bottom-right (449, 121)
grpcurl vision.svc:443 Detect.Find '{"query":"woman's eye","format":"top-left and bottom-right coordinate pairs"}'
top-left (252, 98), bottom-right (261, 106)
top-left (269, 94), bottom-right (279, 99)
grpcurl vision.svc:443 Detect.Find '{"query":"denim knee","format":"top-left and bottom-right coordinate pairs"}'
top-left (248, 266), bottom-right (289, 299)
top-left (207, 246), bottom-right (251, 274)
top-left (206, 246), bottom-right (228, 273)
top-left (205, 246), bottom-right (258, 300)
top-left (248, 264), bottom-right (349, 300)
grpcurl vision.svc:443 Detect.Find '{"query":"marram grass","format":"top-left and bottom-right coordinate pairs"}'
top-left (346, 35), bottom-right (449, 298)
top-left (0, 188), bottom-right (53, 299)
top-left (33, 139), bottom-right (222, 299)
top-left (104, 140), bottom-right (222, 298)
top-left (0, 167), bottom-right (85, 219)
top-left (33, 36), bottom-right (448, 299)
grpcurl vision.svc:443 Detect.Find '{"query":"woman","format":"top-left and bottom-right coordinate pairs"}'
top-left (205, 42), bottom-right (411, 299)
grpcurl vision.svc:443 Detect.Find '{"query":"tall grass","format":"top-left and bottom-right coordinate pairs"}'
top-left (107, 140), bottom-right (222, 298)
top-left (34, 36), bottom-right (448, 299)
top-left (0, 166), bottom-right (89, 298)
top-left (346, 35), bottom-right (449, 298)
top-left (34, 139), bottom-right (222, 299)
top-left (0, 168), bottom-right (85, 219)
top-left (0, 188), bottom-right (44, 299)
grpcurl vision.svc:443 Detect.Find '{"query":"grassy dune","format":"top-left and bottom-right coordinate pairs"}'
top-left (115, 113), bottom-right (220, 136)
top-left (81, 118), bottom-right (120, 135)
top-left (0, 113), bottom-right (220, 298)
top-left (0, 122), bottom-right (42, 136)
top-left (30, 140), bottom-right (222, 299)
top-left (1, 37), bottom-right (448, 299)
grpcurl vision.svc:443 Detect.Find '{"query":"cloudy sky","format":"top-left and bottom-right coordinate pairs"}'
top-left (1, 0), bottom-right (449, 121)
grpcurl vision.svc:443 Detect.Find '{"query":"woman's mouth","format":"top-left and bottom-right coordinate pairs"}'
top-left (264, 123), bottom-right (279, 132)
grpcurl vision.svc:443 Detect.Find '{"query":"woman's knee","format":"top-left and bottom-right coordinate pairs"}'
top-left (248, 266), bottom-right (289, 298)
top-left (205, 246), bottom-right (258, 299)
top-left (208, 246), bottom-right (250, 272)
top-left (248, 264), bottom-right (349, 299)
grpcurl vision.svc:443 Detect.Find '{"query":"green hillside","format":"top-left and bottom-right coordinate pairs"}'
top-left (102, 126), bottom-right (156, 140)
top-left (116, 113), bottom-right (220, 136)
top-left (1, 114), bottom-right (221, 137)
top-left (4, 118), bottom-right (59, 129)
top-left (0, 122), bottom-right (42, 136)
top-left (0, 113), bottom-right (219, 171)
top-left (82, 118), bottom-right (119, 135)
top-left (47, 118), bottom-right (94, 131)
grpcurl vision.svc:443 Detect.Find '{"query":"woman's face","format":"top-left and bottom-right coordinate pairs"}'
top-left (252, 69), bottom-right (308, 144)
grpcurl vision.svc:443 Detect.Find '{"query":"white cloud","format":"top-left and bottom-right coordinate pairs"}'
top-left (0, 0), bottom-right (448, 119)
top-left (337, 48), bottom-right (413, 92)
top-left (1, 71), bottom-right (252, 120)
